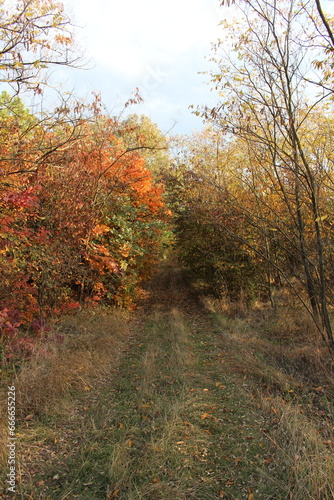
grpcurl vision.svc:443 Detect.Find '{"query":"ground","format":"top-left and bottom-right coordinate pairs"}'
top-left (1, 262), bottom-right (333, 499)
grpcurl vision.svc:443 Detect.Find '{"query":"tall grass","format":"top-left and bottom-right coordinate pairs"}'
top-left (0, 307), bottom-right (130, 467)
top-left (207, 295), bottom-right (334, 500)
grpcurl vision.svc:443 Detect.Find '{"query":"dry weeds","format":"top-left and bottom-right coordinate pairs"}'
top-left (206, 295), bottom-right (334, 499)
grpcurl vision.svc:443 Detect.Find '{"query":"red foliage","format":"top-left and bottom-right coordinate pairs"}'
top-left (0, 115), bottom-right (170, 360)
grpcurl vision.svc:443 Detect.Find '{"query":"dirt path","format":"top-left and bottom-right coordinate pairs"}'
top-left (4, 265), bottom-right (291, 499)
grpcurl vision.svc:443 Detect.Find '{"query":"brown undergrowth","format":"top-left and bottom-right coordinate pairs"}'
top-left (203, 294), bottom-right (334, 499)
top-left (0, 308), bottom-right (130, 468)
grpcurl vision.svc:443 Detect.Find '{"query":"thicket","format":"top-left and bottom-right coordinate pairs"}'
top-left (0, 0), bottom-right (171, 365)
top-left (169, 0), bottom-right (334, 350)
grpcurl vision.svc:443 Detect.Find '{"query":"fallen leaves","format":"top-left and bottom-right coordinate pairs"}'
top-left (108, 489), bottom-right (120, 499)
top-left (247, 487), bottom-right (254, 499)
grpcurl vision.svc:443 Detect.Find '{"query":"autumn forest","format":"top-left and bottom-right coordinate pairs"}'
top-left (1, 0), bottom-right (334, 499)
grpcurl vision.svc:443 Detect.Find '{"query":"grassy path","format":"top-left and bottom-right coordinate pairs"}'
top-left (3, 264), bottom-right (333, 499)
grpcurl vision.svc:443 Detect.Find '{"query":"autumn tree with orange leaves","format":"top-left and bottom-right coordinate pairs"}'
top-left (0, 0), bottom-right (172, 362)
top-left (0, 100), bottom-right (171, 360)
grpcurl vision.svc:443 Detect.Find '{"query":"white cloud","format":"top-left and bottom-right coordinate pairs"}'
top-left (61, 0), bottom-right (232, 133)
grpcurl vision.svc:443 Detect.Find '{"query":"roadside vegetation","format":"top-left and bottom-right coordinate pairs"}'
top-left (0, 1), bottom-right (334, 498)
top-left (1, 264), bottom-right (333, 499)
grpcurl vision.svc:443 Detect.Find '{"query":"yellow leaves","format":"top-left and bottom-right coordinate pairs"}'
top-left (92, 224), bottom-right (110, 236)
top-left (94, 244), bottom-right (110, 256)
top-left (247, 488), bottom-right (254, 500)
top-left (315, 214), bottom-right (328, 223)
top-left (201, 411), bottom-right (217, 422)
top-left (313, 59), bottom-right (324, 70)
top-left (119, 243), bottom-right (131, 258)
top-left (120, 260), bottom-right (128, 271)
top-left (92, 281), bottom-right (107, 293)
top-left (55, 34), bottom-right (73, 46)
top-left (108, 489), bottom-right (120, 498)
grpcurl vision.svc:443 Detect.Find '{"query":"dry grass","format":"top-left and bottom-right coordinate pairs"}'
top-left (205, 295), bottom-right (334, 500)
top-left (0, 307), bottom-right (130, 467)
top-left (260, 395), bottom-right (334, 499)
top-left (18, 308), bottom-right (130, 416)
top-left (1, 266), bottom-right (333, 499)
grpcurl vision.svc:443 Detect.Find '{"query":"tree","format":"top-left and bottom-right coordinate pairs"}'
top-left (219, 0), bottom-right (334, 91)
top-left (116, 114), bottom-right (171, 175)
top-left (162, 128), bottom-right (262, 300)
top-left (0, 104), bottom-right (171, 352)
top-left (199, 0), bottom-right (334, 348)
top-left (0, 2), bottom-right (172, 361)
top-left (0, 0), bottom-right (82, 93)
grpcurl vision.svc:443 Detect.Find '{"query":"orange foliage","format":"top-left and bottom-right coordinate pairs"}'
top-left (0, 115), bottom-right (170, 357)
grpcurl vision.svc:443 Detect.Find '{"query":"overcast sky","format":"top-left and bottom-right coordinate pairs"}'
top-left (60, 0), bottom-right (233, 135)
